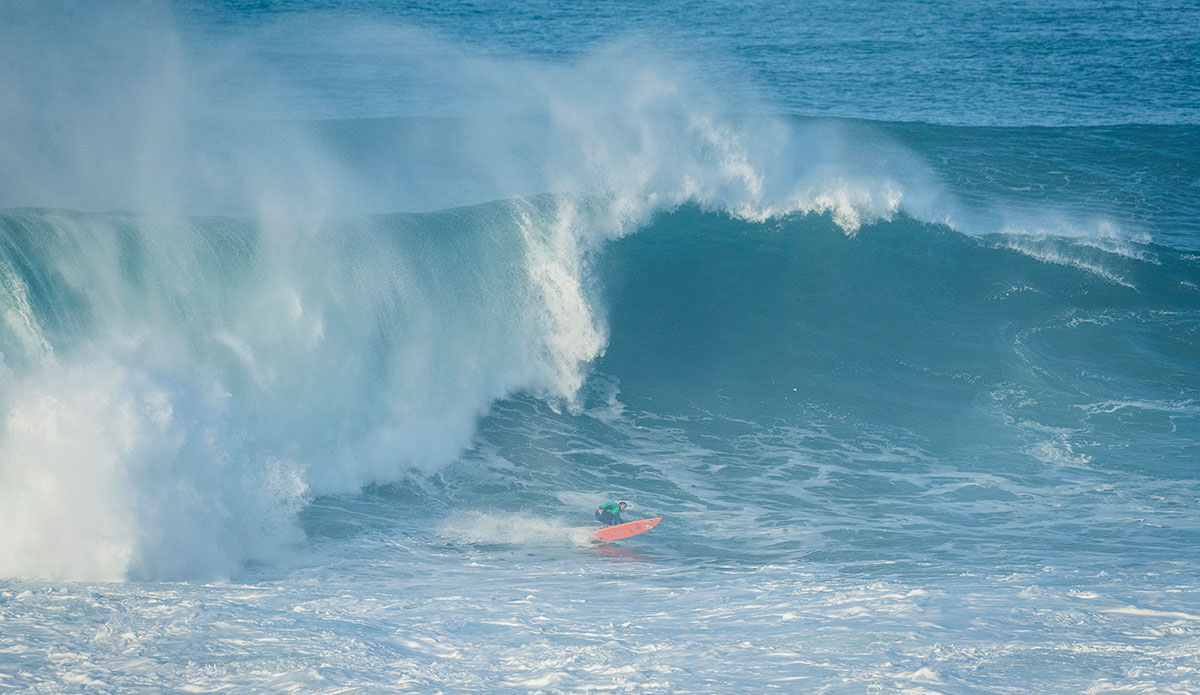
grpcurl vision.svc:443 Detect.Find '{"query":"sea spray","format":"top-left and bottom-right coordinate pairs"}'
top-left (0, 201), bottom-right (606, 579)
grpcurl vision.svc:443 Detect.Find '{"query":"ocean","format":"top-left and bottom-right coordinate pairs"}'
top-left (1, 1), bottom-right (1198, 692)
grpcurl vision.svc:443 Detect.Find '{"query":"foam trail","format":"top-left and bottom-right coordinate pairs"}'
top-left (438, 512), bottom-right (597, 548)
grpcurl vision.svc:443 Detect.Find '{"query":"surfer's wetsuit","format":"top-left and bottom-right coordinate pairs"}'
top-left (595, 501), bottom-right (625, 526)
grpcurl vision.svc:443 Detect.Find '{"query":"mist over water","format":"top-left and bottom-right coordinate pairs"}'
top-left (1, 2), bottom-right (1198, 693)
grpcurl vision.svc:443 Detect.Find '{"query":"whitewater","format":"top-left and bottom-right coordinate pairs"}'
top-left (1, 1), bottom-right (1198, 693)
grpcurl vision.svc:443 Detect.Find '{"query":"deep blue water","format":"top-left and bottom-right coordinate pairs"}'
top-left (1, 1), bottom-right (1198, 693)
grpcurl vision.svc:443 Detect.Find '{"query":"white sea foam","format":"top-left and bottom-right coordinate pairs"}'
top-left (1102, 606), bottom-right (1200, 622)
top-left (998, 236), bottom-right (1136, 288)
top-left (0, 358), bottom-right (309, 581)
top-left (438, 512), bottom-right (596, 547)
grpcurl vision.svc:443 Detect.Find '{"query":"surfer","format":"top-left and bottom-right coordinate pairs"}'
top-left (595, 501), bottom-right (628, 526)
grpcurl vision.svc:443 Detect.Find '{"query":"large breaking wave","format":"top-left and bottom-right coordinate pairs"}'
top-left (2, 4), bottom-right (1192, 581)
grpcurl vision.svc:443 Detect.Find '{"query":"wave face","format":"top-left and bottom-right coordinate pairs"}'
top-left (2, 128), bottom-right (1198, 579)
top-left (603, 205), bottom-right (1200, 430)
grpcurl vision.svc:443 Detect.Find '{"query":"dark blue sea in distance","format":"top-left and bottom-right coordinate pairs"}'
top-left (1, 1), bottom-right (1198, 692)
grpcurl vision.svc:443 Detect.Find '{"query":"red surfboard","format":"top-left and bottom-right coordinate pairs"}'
top-left (593, 517), bottom-right (661, 542)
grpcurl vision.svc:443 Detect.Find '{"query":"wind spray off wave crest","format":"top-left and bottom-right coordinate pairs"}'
top-left (458, 42), bottom-right (945, 233)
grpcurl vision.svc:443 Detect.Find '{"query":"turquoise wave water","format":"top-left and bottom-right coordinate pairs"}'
top-left (2, 174), bottom-right (1196, 579)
